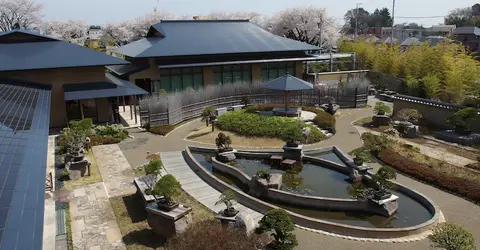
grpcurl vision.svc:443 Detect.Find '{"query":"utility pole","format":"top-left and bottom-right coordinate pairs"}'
top-left (354, 3), bottom-right (362, 40)
top-left (390, 0), bottom-right (396, 47)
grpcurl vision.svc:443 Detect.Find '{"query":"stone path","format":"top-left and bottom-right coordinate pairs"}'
top-left (160, 151), bottom-right (264, 223)
top-left (355, 126), bottom-right (476, 167)
top-left (92, 144), bottom-right (136, 198)
top-left (69, 183), bottom-right (125, 250)
top-left (43, 135), bottom-right (56, 250)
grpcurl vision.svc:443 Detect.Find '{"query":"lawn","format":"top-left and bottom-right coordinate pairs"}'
top-left (62, 151), bottom-right (103, 189)
top-left (110, 190), bottom-right (214, 250)
top-left (352, 116), bottom-right (392, 133)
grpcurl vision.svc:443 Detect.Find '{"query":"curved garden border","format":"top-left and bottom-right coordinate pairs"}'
top-left (184, 146), bottom-right (442, 239)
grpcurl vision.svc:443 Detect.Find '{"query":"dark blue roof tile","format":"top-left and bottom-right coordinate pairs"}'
top-left (114, 20), bottom-right (321, 58)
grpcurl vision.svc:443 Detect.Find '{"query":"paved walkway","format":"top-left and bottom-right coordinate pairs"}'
top-left (161, 151), bottom-right (264, 222)
top-left (92, 145), bottom-right (136, 198)
top-left (69, 183), bottom-right (125, 250)
top-left (43, 136), bottom-right (56, 250)
top-left (355, 126), bottom-right (476, 167)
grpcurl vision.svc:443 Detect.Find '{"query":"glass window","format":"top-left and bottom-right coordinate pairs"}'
top-left (182, 74), bottom-right (193, 89)
top-left (171, 75), bottom-right (182, 92)
top-left (233, 71), bottom-right (242, 82)
top-left (171, 68), bottom-right (182, 75)
top-left (261, 70), bottom-right (268, 82)
top-left (193, 74), bottom-right (203, 89)
top-left (160, 76), bottom-right (171, 92)
top-left (222, 72), bottom-right (233, 84)
top-left (213, 72), bottom-right (222, 85)
top-left (160, 69), bottom-right (170, 75)
top-left (193, 67), bottom-right (202, 74)
top-left (182, 68), bottom-right (193, 74)
top-left (242, 72), bottom-right (251, 83)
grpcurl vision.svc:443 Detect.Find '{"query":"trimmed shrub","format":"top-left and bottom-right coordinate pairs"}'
top-left (95, 124), bottom-right (128, 139)
top-left (256, 208), bottom-right (297, 250)
top-left (428, 222), bottom-right (476, 250)
top-left (361, 132), bottom-right (395, 153)
top-left (245, 104), bottom-right (286, 113)
top-left (144, 159), bottom-right (162, 175)
top-left (394, 109), bottom-right (422, 125)
top-left (446, 108), bottom-right (480, 132)
top-left (165, 220), bottom-right (267, 250)
top-left (89, 135), bottom-right (122, 146)
top-left (378, 149), bottom-right (480, 202)
top-left (149, 125), bottom-right (175, 135)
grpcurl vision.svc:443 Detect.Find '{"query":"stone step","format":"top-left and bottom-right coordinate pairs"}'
top-left (305, 121), bottom-right (314, 125)
top-left (325, 133), bottom-right (333, 137)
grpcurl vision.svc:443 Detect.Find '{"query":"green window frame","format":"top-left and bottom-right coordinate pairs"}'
top-left (158, 67), bottom-right (204, 92)
top-left (260, 62), bottom-right (296, 82)
top-left (212, 64), bottom-right (252, 85)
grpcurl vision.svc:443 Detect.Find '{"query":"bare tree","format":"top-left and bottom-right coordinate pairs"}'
top-left (265, 7), bottom-right (339, 49)
top-left (0, 0), bottom-right (43, 32)
top-left (40, 20), bottom-right (88, 45)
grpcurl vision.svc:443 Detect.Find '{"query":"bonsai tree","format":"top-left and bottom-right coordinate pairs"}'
top-left (446, 108), bottom-right (480, 135)
top-left (374, 102), bottom-right (391, 115)
top-left (394, 109), bottom-right (422, 125)
top-left (201, 106), bottom-right (217, 126)
top-left (256, 169), bottom-right (272, 182)
top-left (256, 209), bottom-right (298, 250)
top-left (241, 95), bottom-right (251, 107)
top-left (281, 125), bottom-right (304, 147)
top-left (144, 159), bottom-right (162, 176)
top-left (373, 166), bottom-right (397, 189)
top-left (215, 189), bottom-right (238, 217)
top-left (352, 149), bottom-right (370, 166)
top-left (215, 133), bottom-right (232, 152)
top-left (152, 174), bottom-right (181, 210)
top-left (428, 222), bottom-right (476, 250)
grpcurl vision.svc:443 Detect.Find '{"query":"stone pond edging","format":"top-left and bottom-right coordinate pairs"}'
top-left (184, 146), bottom-right (442, 240)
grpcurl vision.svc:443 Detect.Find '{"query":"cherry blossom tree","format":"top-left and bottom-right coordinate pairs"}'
top-left (104, 11), bottom-right (175, 46)
top-left (0, 0), bottom-right (43, 32)
top-left (201, 11), bottom-right (265, 26)
top-left (265, 7), bottom-right (340, 50)
top-left (40, 20), bottom-right (88, 45)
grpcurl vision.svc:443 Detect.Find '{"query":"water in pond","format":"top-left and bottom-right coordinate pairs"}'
top-left (304, 151), bottom-right (346, 166)
top-left (191, 151), bottom-right (433, 228)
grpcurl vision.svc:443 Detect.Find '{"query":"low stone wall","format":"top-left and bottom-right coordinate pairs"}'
top-left (212, 158), bottom-right (251, 185)
top-left (185, 146), bottom-right (441, 239)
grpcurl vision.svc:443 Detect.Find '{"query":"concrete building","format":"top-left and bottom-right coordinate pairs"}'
top-left (108, 20), bottom-right (333, 93)
top-left (0, 29), bottom-right (147, 128)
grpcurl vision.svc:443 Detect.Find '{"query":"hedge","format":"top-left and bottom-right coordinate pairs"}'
top-left (215, 110), bottom-right (324, 143)
top-left (149, 125), bottom-right (175, 136)
top-left (245, 104), bottom-right (336, 133)
top-left (378, 149), bottom-right (480, 203)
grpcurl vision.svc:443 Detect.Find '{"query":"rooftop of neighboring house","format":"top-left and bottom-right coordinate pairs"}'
top-left (113, 20), bottom-right (322, 58)
top-left (400, 37), bottom-right (422, 46)
top-left (0, 29), bottom-right (128, 72)
top-left (453, 26), bottom-right (480, 36)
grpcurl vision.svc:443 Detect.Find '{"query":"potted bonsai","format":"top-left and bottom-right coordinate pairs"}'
top-left (353, 150), bottom-right (369, 166)
top-left (282, 126), bottom-right (303, 148)
top-left (152, 174), bottom-right (181, 211)
top-left (256, 169), bottom-right (272, 182)
top-left (446, 108), bottom-right (479, 135)
top-left (215, 133), bottom-right (233, 153)
top-left (215, 189), bottom-right (238, 217)
top-left (256, 208), bottom-right (298, 250)
top-left (201, 106), bottom-right (217, 127)
top-left (241, 95), bottom-right (251, 108)
top-left (143, 159), bottom-right (163, 195)
top-left (374, 102), bottom-right (391, 116)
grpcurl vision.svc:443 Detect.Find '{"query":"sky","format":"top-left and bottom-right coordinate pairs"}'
top-left (35, 0), bottom-right (480, 27)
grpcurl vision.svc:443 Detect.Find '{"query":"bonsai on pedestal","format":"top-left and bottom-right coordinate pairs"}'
top-left (446, 108), bottom-right (479, 136)
top-left (215, 132), bottom-right (233, 153)
top-left (352, 150), bottom-right (369, 166)
top-left (201, 106), bottom-right (217, 127)
top-left (256, 169), bottom-right (272, 183)
top-left (143, 159), bottom-right (163, 196)
top-left (374, 102), bottom-right (391, 116)
top-left (281, 125), bottom-right (304, 148)
top-left (152, 174), bottom-right (182, 211)
top-left (215, 189), bottom-right (238, 217)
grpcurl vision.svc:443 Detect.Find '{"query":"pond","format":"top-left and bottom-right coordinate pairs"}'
top-left (191, 151), bottom-right (433, 228)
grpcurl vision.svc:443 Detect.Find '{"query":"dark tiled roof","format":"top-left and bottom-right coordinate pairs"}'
top-left (0, 80), bottom-right (51, 250)
top-left (114, 20), bottom-right (321, 58)
top-left (63, 73), bottom-right (148, 100)
top-left (421, 36), bottom-right (447, 46)
top-left (0, 30), bottom-right (129, 72)
top-left (400, 37), bottom-right (421, 46)
top-left (453, 26), bottom-right (480, 36)
top-left (106, 64), bottom-right (150, 77)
